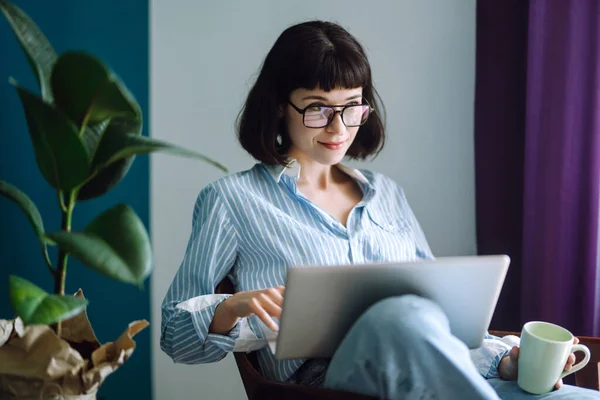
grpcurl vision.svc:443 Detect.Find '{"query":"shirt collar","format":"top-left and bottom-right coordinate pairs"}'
top-left (263, 158), bottom-right (370, 185)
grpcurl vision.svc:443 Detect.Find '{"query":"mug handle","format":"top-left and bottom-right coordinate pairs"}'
top-left (560, 344), bottom-right (591, 379)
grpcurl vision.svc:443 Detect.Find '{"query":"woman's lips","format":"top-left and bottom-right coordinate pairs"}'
top-left (319, 141), bottom-right (345, 150)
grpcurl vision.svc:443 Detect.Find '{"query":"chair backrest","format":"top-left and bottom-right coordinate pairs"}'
top-left (233, 349), bottom-right (267, 397)
top-left (489, 330), bottom-right (600, 391)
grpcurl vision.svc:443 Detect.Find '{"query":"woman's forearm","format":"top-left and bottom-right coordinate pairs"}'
top-left (209, 298), bottom-right (241, 334)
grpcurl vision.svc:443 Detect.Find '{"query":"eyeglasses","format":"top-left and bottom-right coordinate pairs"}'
top-left (288, 99), bottom-right (373, 128)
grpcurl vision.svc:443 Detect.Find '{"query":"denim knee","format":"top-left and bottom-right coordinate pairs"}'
top-left (353, 295), bottom-right (451, 341)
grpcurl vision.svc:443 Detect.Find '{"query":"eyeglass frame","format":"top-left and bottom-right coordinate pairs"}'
top-left (287, 99), bottom-right (374, 128)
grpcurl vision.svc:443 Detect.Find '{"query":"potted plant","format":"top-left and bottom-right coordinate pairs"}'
top-left (0, 1), bottom-right (226, 399)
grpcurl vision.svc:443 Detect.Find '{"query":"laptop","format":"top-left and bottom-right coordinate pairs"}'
top-left (267, 255), bottom-right (510, 360)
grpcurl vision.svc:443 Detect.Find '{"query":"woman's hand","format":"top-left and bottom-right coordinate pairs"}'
top-left (498, 337), bottom-right (579, 389)
top-left (210, 286), bottom-right (285, 334)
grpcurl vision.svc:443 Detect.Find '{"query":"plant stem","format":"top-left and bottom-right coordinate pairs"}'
top-left (53, 190), bottom-right (75, 337)
top-left (57, 189), bottom-right (68, 213)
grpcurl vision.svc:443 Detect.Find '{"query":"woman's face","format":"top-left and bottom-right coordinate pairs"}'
top-left (283, 86), bottom-right (363, 166)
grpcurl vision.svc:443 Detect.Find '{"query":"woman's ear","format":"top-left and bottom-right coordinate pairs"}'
top-left (277, 104), bottom-right (284, 118)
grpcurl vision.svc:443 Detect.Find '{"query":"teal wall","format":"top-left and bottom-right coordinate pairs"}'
top-left (0, 1), bottom-right (151, 399)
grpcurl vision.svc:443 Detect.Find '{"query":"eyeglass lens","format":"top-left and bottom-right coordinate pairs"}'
top-left (304, 105), bottom-right (370, 128)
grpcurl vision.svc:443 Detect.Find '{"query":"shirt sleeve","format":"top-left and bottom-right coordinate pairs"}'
top-left (469, 333), bottom-right (521, 379)
top-left (160, 184), bottom-right (259, 364)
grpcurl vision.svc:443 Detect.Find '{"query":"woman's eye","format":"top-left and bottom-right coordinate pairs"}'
top-left (306, 104), bottom-right (325, 112)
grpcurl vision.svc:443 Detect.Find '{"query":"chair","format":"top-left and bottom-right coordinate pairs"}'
top-left (216, 279), bottom-right (600, 399)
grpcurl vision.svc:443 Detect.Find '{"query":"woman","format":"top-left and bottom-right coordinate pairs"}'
top-left (161, 21), bottom-right (598, 399)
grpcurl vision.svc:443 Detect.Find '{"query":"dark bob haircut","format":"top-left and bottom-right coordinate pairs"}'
top-left (237, 20), bottom-right (386, 165)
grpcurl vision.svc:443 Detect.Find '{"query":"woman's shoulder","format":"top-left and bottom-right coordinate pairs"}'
top-left (196, 163), bottom-right (266, 202)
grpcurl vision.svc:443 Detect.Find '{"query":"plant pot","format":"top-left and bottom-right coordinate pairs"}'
top-left (0, 291), bottom-right (147, 400)
top-left (0, 378), bottom-right (97, 400)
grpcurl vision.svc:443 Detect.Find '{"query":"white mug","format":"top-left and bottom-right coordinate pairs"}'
top-left (518, 321), bottom-right (591, 394)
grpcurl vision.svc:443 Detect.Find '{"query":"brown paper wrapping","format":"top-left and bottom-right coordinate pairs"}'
top-left (0, 290), bottom-right (148, 399)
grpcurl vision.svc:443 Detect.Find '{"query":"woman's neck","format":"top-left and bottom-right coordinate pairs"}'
top-left (292, 158), bottom-right (344, 191)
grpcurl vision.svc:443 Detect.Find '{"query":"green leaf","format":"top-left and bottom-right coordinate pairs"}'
top-left (92, 130), bottom-right (228, 172)
top-left (0, 180), bottom-right (51, 269)
top-left (8, 275), bottom-right (88, 325)
top-left (46, 204), bottom-right (152, 285)
top-left (13, 83), bottom-right (90, 191)
top-left (77, 121), bottom-right (227, 201)
top-left (80, 120), bottom-right (109, 155)
top-left (0, 1), bottom-right (57, 102)
top-left (76, 118), bottom-right (139, 201)
top-left (0, 180), bottom-right (45, 242)
top-left (77, 157), bottom-right (133, 201)
top-left (51, 52), bottom-right (141, 128)
top-left (49, 52), bottom-right (143, 201)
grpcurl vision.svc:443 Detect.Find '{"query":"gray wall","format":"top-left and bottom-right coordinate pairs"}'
top-left (150, 1), bottom-right (476, 399)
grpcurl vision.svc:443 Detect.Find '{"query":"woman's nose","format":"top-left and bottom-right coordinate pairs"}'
top-left (326, 111), bottom-right (345, 133)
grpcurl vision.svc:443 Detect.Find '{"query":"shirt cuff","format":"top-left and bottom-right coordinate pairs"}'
top-left (177, 293), bottom-right (266, 352)
top-left (192, 298), bottom-right (241, 352)
top-left (233, 315), bottom-right (267, 352)
top-left (470, 335), bottom-right (520, 379)
top-left (488, 348), bottom-right (512, 379)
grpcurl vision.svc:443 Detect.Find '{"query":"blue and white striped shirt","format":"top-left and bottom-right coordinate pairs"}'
top-left (160, 161), bottom-right (513, 383)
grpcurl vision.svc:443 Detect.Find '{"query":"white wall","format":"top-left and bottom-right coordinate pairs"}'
top-left (150, 1), bottom-right (476, 399)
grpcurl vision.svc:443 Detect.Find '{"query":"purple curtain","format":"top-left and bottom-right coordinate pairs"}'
top-left (475, 0), bottom-right (600, 336)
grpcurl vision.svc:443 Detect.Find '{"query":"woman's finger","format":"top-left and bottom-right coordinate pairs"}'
top-left (509, 346), bottom-right (519, 362)
top-left (265, 287), bottom-right (284, 306)
top-left (258, 293), bottom-right (283, 319)
top-left (248, 298), bottom-right (279, 332)
top-left (573, 337), bottom-right (580, 345)
top-left (555, 379), bottom-right (563, 390)
top-left (565, 353), bottom-right (576, 370)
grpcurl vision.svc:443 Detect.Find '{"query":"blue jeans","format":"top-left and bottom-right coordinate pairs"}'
top-left (322, 295), bottom-right (600, 399)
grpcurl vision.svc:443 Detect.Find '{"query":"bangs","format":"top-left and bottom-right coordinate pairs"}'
top-left (294, 47), bottom-right (371, 92)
